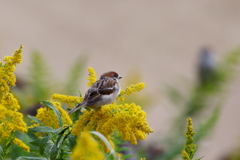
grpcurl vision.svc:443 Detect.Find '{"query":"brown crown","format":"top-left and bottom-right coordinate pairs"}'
top-left (100, 71), bottom-right (119, 79)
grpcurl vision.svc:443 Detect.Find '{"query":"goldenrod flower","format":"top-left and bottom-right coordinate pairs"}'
top-left (72, 103), bottom-right (154, 152)
top-left (1, 92), bottom-right (21, 110)
top-left (51, 94), bottom-right (83, 104)
top-left (13, 138), bottom-right (30, 152)
top-left (182, 150), bottom-right (190, 160)
top-left (117, 82), bottom-right (145, 101)
top-left (87, 67), bottom-right (97, 87)
top-left (0, 46), bottom-right (29, 152)
top-left (0, 45), bottom-right (23, 93)
top-left (71, 131), bottom-right (104, 160)
top-left (0, 94), bottom-right (28, 138)
top-left (182, 117), bottom-right (197, 160)
top-left (32, 101), bottom-right (72, 130)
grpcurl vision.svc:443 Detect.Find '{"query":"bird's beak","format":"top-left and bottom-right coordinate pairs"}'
top-left (118, 76), bottom-right (122, 79)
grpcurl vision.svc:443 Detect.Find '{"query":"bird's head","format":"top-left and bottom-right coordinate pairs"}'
top-left (100, 71), bottom-right (122, 80)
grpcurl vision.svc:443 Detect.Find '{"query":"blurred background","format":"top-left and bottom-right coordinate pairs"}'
top-left (1, 1), bottom-right (240, 159)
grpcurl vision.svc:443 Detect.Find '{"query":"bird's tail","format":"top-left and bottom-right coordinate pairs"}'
top-left (68, 102), bottom-right (86, 114)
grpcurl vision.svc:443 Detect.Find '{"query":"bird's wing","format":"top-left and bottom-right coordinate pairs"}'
top-left (85, 78), bottom-right (117, 104)
top-left (68, 78), bottom-right (117, 114)
top-left (98, 78), bottom-right (117, 95)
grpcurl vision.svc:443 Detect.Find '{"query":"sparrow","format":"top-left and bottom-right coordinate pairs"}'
top-left (68, 71), bottom-right (122, 114)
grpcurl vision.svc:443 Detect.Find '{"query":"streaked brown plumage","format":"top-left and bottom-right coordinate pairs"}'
top-left (68, 71), bottom-right (122, 114)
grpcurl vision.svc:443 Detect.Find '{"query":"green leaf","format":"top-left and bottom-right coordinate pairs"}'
top-left (6, 132), bottom-right (16, 143)
top-left (5, 132), bottom-right (16, 154)
top-left (107, 154), bottom-right (114, 160)
top-left (26, 132), bottom-right (38, 140)
top-left (43, 140), bottom-right (54, 157)
top-left (54, 125), bottom-right (71, 134)
top-left (57, 126), bottom-right (69, 136)
top-left (50, 145), bottom-right (58, 160)
top-left (56, 131), bottom-right (71, 158)
top-left (29, 126), bottom-right (56, 133)
top-left (0, 145), bottom-right (4, 159)
top-left (90, 131), bottom-right (118, 159)
top-left (0, 145), bottom-right (3, 153)
top-left (68, 135), bottom-right (77, 150)
top-left (71, 108), bottom-right (83, 122)
top-left (16, 156), bottom-right (47, 160)
top-left (28, 115), bottom-right (45, 126)
top-left (41, 101), bottom-right (63, 127)
top-left (29, 138), bottom-right (41, 146)
top-left (39, 136), bottom-right (51, 155)
top-left (56, 127), bottom-right (69, 146)
top-left (79, 90), bottom-right (83, 98)
top-left (121, 154), bottom-right (134, 159)
top-left (116, 147), bottom-right (131, 152)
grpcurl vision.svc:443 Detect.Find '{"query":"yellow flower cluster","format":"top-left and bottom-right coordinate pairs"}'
top-left (185, 118), bottom-right (196, 145)
top-left (71, 103), bottom-right (154, 152)
top-left (87, 67), bottom-right (97, 87)
top-left (33, 101), bottom-right (72, 130)
top-left (51, 94), bottom-right (83, 104)
top-left (0, 46), bottom-right (29, 152)
top-left (117, 82), bottom-right (145, 101)
top-left (71, 131), bottom-right (104, 160)
top-left (0, 103), bottom-right (28, 140)
top-left (182, 150), bottom-right (190, 160)
top-left (0, 45), bottom-right (23, 94)
top-left (13, 138), bottom-right (30, 152)
top-left (182, 117), bottom-right (197, 160)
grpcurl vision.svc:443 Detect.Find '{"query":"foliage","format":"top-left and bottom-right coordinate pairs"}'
top-left (0, 46), bottom-right (30, 159)
top-left (181, 118), bottom-right (202, 160)
top-left (0, 48), bottom-right (154, 160)
top-left (152, 48), bottom-right (240, 160)
top-left (12, 50), bottom-right (87, 112)
top-left (0, 46), bottom-right (239, 160)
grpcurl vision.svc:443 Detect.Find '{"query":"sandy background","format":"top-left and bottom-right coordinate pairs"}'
top-left (1, 1), bottom-right (240, 159)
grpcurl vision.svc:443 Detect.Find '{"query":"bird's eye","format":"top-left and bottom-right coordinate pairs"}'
top-left (114, 74), bottom-right (118, 77)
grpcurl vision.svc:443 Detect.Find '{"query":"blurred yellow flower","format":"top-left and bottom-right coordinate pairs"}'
top-left (0, 46), bottom-right (29, 152)
top-left (182, 150), bottom-right (190, 160)
top-left (13, 138), bottom-right (30, 152)
top-left (32, 101), bottom-right (72, 130)
top-left (87, 67), bottom-right (97, 87)
top-left (117, 82), bottom-right (145, 101)
top-left (0, 106), bottom-right (28, 138)
top-left (1, 92), bottom-right (21, 110)
top-left (71, 131), bottom-right (104, 160)
top-left (72, 103), bottom-right (154, 152)
top-left (182, 117), bottom-right (197, 160)
top-left (185, 117), bottom-right (196, 144)
top-left (0, 45), bottom-right (23, 93)
top-left (51, 94), bottom-right (83, 104)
